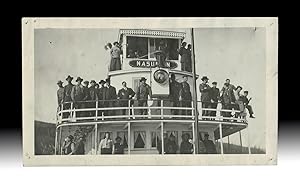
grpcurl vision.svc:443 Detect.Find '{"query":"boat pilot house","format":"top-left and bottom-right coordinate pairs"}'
top-left (55, 29), bottom-right (252, 155)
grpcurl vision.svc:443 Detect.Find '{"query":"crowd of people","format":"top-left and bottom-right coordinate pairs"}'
top-left (57, 74), bottom-right (255, 120)
top-left (199, 76), bottom-right (255, 119)
top-left (61, 131), bottom-right (218, 155)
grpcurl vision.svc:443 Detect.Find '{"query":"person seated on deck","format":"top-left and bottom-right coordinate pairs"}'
top-left (233, 86), bottom-right (245, 120)
top-left (240, 91), bottom-right (255, 118)
top-left (180, 133), bottom-right (194, 154)
top-left (203, 133), bottom-right (217, 154)
top-left (112, 136), bottom-right (125, 154)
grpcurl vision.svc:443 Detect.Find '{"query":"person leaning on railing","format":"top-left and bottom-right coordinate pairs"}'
top-left (179, 75), bottom-right (192, 116)
top-left (220, 82), bottom-right (234, 118)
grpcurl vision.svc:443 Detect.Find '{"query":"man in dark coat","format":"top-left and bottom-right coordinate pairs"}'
top-left (63, 75), bottom-right (74, 118)
top-left (210, 82), bottom-right (220, 117)
top-left (71, 77), bottom-right (84, 117)
top-left (220, 83), bottom-right (233, 118)
top-left (180, 133), bottom-right (193, 154)
top-left (97, 80), bottom-right (106, 117)
top-left (74, 136), bottom-right (85, 155)
top-left (199, 76), bottom-right (211, 118)
top-left (113, 136), bottom-right (125, 154)
top-left (240, 91), bottom-right (255, 118)
top-left (166, 135), bottom-right (178, 154)
top-left (169, 73), bottom-right (182, 115)
top-left (88, 80), bottom-right (98, 117)
top-left (57, 80), bottom-right (64, 106)
top-left (203, 133), bottom-right (217, 154)
top-left (179, 75), bottom-right (192, 115)
top-left (117, 81), bottom-right (135, 115)
top-left (136, 77), bottom-right (152, 115)
top-left (103, 78), bottom-right (117, 116)
top-left (82, 81), bottom-right (90, 117)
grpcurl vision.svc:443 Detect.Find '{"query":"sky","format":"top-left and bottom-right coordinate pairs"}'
top-left (34, 28), bottom-right (266, 149)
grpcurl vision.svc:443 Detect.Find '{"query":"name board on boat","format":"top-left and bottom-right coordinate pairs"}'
top-left (129, 60), bottom-right (177, 69)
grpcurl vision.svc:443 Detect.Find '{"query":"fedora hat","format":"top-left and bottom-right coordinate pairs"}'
top-left (201, 76), bottom-right (209, 81)
top-left (66, 75), bottom-right (73, 81)
top-left (99, 80), bottom-right (106, 84)
top-left (83, 80), bottom-right (89, 85)
top-left (57, 80), bottom-right (63, 85)
top-left (212, 81), bottom-right (217, 85)
top-left (105, 78), bottom-right (111, 83)
top-left (140, 77), bottom-right (147, 82)
top-left (75, 77), bottom-right (83, 82)
top-left (90, 80), bottom-right (96, 84)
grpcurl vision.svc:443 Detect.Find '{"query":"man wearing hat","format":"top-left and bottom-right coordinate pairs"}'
top-left (71, 77), bottom-right (84, 117)
top-left (103, 78), bottom-right (117, 116)
top-left (87, 80), bottom-right (98, 117)
top-left (210, 81), bottom-right (220, 117)
top-left (169, 73), bottom-right (182, 115)
top-left (203, 133), bottom-right (217, 154)
top-left (199, 76), bottom-right (211, 118)
top-left (97, 80), bottom-right (106, 116)
top-left (179, 75), bottom-right (192, 115)
top-left (112, 136), bottom-right (125, 154)
top-left (240, 91), bottom-right (255, 118)
top-left (109, 41), bottom-right (121, 71)
top-left (136, 77), bottom-right (152, 115)
top-left (82, 81), bottom-right (91, 117)
top-left (63, 75), bottom-right (74, 118)
top-left (56, 80), bottom-right (64, 106)
top-left (117, 81), bottom-right (135, 115)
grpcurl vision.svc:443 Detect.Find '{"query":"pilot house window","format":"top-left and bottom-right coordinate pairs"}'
top-left (127, 37), bottom-right (148, 59)
top-left (127, 36), bottom-right (179, 60)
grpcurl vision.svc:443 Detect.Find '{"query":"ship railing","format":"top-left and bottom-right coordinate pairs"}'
top-left (56, 99), bottom-right (247, 124)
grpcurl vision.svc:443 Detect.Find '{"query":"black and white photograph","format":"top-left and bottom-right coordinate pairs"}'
top-left (22, 18), bottom-right (278, 165)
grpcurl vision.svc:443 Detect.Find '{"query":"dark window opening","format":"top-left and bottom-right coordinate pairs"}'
top-left (127, 36), bottom-right (148, 59)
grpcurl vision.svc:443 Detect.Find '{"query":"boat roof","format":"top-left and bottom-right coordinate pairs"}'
top-left (119, 29), bottom-right (186, 41)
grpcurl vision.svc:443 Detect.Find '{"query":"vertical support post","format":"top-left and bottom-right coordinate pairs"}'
top-left (95, 101), bottom-right (98, 121)
top-left (161, 99), bottom-right (164, 119)
top-left (190, 28), bottom-right (199, 154)
top-left (161, 122), bottom-right (164, 155)
top-left (219, 123), bottom-right (224, 154)
top-left (191, 102), bottom-right (194, 119)
top-left (227, 135), bottom-right (230, 151)
top-left (59, 127), bottom-right (62, 155)
top-left (95, 123), bottom-right (98, 155)
top-left (60, 103), bottom-right (64, 123)
top-left (128, 122), bottom-right (131, 155)
top-left (54, 127), bottom-right (58, 155)
top-left (192, 122), bottom-right (196, 154)
top-left (239, 130), bottom-right (243, 153)
top-left (247, 126), bottom-right (251, 154)
top-left (70, 102), bottom-right (74, 121)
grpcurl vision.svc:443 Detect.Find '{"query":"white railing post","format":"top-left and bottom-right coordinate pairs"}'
top-left (192, 122), bottom-right (196, 154)
top-left (128, 122), bottom-right (131, 155)
top-left (219, 123), bottom-right (224, 154)
top-left (70, 102), bottom-right (74, 121)
top-left (239, 130), bottom-right (243, 153)
top-left (161, 99), bottom-right (164, 119)
top-left (95, 124), bottom-right (98, 155)
top-left (95, 101), bottom-right (98, 121)
top-left (54, 128), bottom-right (58, 155)
top-left (128, 100), bottom-right (131, 119)
top-left (199, 101), bottom-right (202, 120)
top-left (191, 101), bottom-right (194, 119)
top-left (60, 103), bottom-right (64, 123)
top-left (247, 126), bottom-right (251, 154)
top-left (161, 122), bottom-right (164, 155)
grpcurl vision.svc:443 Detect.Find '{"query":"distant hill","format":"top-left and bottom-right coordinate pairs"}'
top-left (34, 120), bottom-right (56, 155)
top-left (215, 142), bottom-right (266, 154)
